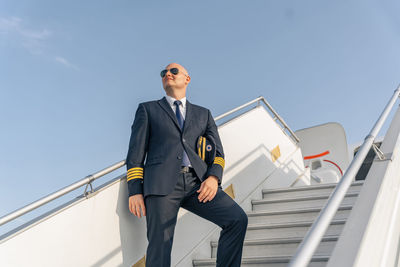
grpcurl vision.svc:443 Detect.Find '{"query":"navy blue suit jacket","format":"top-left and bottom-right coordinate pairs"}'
top-left (126, 96), bottom-right (225, 198)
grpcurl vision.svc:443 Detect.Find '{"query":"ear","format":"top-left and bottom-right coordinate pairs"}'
top-left (185, 75), bottom-right (191, 84)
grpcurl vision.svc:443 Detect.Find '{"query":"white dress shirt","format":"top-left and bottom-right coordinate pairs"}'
top-left (165, 95), bottom-right (187, 119)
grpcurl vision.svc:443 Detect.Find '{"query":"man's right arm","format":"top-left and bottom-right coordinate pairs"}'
top-left (126, 103), bottom-right (149, 197)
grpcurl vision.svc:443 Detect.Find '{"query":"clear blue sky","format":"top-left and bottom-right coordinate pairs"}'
top-left (1, 0), bottom-right (400, 232)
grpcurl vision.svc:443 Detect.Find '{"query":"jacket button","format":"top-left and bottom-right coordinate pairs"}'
top-left (177, 156), bottom-right (182, 160)
top-left (182, 138), bottom-right (186, 142)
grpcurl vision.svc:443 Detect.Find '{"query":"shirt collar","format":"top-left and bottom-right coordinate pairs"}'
top-left (165, 94), bottom-right (186, 109)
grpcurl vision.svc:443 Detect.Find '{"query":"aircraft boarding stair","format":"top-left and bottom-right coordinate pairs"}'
top-left (193, 181), bottom-right (364, 266)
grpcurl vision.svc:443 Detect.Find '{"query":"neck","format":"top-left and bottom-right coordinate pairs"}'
top-left (165, 89), bottom-right (186, 100)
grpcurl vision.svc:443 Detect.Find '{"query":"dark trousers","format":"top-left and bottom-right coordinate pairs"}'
top-left (144, 170), bottom-right (248, 267)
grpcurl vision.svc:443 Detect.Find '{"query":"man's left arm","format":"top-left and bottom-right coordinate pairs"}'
top-left (197, 108), bottom-right (225, 203)
top-left (205, 108), bottom-right (225, 186)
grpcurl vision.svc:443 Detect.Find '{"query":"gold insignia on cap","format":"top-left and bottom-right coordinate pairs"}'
top-left (202, 137), bottom-right (206, 160)
top-left (198, 136), bottom-right (205, 160)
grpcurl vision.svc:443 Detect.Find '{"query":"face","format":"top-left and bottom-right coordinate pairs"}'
top-left (161, 63), bottom-right (191, 92)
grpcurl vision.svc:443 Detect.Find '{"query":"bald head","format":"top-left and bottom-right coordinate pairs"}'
top-left (165, 63), bottom-right (189, 76)
top-left (161, 62), bottom-right (191, 100)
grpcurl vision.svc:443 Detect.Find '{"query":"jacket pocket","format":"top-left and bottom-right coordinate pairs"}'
top-left (145, 156), bottom-right (164, 166)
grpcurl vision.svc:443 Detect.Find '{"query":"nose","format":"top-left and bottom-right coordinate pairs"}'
top-left (165, 70), bottom-right (173, 79)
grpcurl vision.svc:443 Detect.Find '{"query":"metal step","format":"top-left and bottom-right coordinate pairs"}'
top-left (247, 205), bottom-right (352, 224)
top-left (245, 219), bottom-right (345, 239)
top-left (262, 182), bottom-right (363, 200)
top-left (210, 236), bottom-right (339, 258)
top-left (252, 193), bottom-right (359, 212)
top-left (192, 255), bottom-right (329, 267)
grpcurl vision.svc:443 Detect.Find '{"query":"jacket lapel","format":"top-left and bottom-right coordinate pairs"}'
top-left (158, 96), bottom-right (181, 131)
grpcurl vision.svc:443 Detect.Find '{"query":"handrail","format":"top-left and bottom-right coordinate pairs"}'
top-left (0, 95), bottom-right (298, 227)
top-left (289, 86), bottom-right (400, 267)
top-left (0, 160), bottom-right (126, 227)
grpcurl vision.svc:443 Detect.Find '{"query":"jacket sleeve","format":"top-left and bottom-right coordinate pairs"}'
top-left (126, 103), bottom-right (149, 196)
top-left (204, 109), bottom-right (225, 185)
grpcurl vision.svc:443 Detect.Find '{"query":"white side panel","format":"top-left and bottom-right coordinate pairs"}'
top-left (0, 177), bottom-right (146, 267)
top-left (0, 105), bottom-right (307, 267)
top-left (327, 106), bottom-right (400, 267)
top-left (218, 106), bottom-right (309, 190)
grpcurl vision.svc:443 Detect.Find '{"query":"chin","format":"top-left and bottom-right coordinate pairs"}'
top-left (164, 81), bottom-right (174, 88)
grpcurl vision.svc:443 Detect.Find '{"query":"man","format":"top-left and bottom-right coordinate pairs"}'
top-left (126, 63), bottom-right (248, 267)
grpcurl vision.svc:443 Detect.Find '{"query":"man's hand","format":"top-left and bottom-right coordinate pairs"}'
top-left (197, 175), bottom-right (219, 203)
top-left (129, 194), bottom-right (146, 218)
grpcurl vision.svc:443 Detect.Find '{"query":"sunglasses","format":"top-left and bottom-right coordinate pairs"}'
top-left (160, 68), bottom-right (187, 78)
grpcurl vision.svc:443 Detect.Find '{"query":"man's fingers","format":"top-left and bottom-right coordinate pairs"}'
top-left (128, 194), bottom-right (146, 218)
top-left (210, 191), bottom-right (217, 201)
top-left (136, 198), bottom-right (146, 218)
top-left (135, 204), bottom-right (141, 218)
top-left (197, 179), bottom-right (219, 202)
top-left (143, 205), bottom-right (146, 216)
top-left (198, 187), bottom-right (207, 200)
top-left (204, 192), bottom-right (213, 202)
top-left (132, 202), bottom-right (137, 216)
top-left (199, 188), bottom-right (211, 201)
top-left (129, 198), bottom-right (134, 215)
top-left (205, 189), bottom-right (217, 202)
top-left (139, 199), bottom-right (146, 216)
top-left (197, 182), bottom-right (204, 193)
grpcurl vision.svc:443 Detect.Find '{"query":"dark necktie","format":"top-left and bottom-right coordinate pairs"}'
top-left (174, 100), bottom-right (191, 167)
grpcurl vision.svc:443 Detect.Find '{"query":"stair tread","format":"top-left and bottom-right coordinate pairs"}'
top-left (210, 235), bottom-right (340, 246)
top-left (246, 204), bottom-right (352, 216)
top-left (247, 219), bottom-right (346, 229)
top-left (253, 192), bottom-right (358, 204)
top-left (193, 254), bottom-right (330, 264)
top-left (262, 181), bottom-right (364, 194)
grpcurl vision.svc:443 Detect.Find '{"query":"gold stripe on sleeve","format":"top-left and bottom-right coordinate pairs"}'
top-left (127, 167), bottom-right (144, 182)
top-left (214, 162), bottom-right (224, 169)
top-left (127, 176), bottom-right (143, 182)
top-left (213, 157), bottom-right (225, 169)
top-left (127, 173), bottom-right (143, 178)
top-left (127, 167), bottom-right (143, 173)
top-left (127, 170), bottom-right (143, 175)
